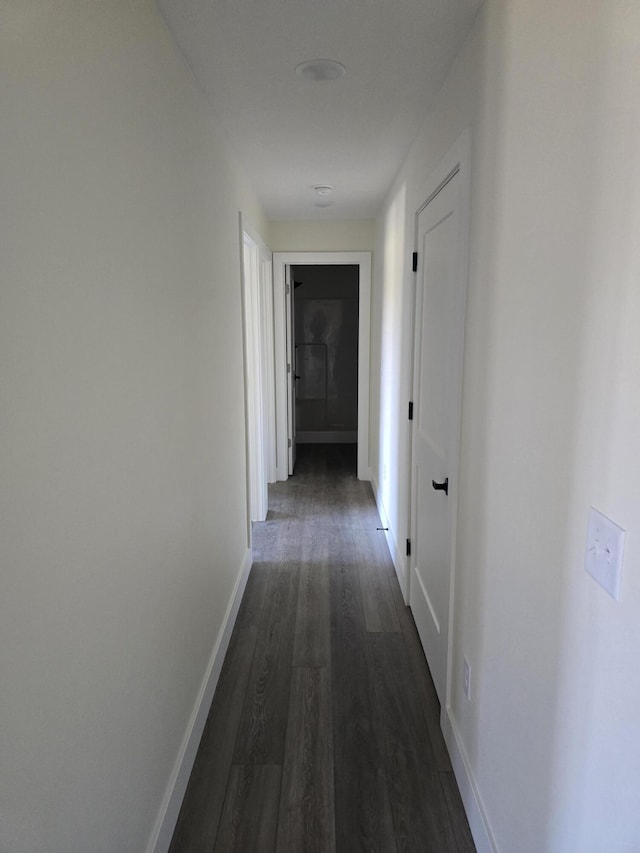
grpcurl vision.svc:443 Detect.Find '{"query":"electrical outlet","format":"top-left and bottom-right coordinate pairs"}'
top-left (463, 657), bottom-right (471, 700)
top-left (585, 507), bottom-right (625, 600)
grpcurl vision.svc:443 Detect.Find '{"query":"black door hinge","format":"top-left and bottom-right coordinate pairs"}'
top-left (406, 538), bottom-right (411, 557)
top-left (412, 251), bottom-right (418, 272)
top-left (408, 401), bottom-right (414, 420)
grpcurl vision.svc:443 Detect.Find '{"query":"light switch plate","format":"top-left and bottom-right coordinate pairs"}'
top-left (585, 507), bottom-right (625, 600)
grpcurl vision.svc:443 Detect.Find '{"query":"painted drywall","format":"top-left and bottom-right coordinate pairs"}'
top-left (0, 2), bottom-right (266, 851)
top-left (269, 219), bottom-right (375, 252)
top-left (371, 0), bottom-right (640, 851)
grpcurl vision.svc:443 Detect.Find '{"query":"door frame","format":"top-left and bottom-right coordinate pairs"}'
top-left (240, 214), bottom-right (272, 527)
top-left (260, 253), bottom-right (277, 484)
top-left (273, 252), bottom-right (371, 481)
top-left (285, 264), bottom-right (296, 475)
top-left (408, 129), bottom-right (471, 711)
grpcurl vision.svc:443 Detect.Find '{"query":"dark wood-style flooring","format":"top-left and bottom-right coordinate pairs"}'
top-left (169, 444), bottom-right (475, 852)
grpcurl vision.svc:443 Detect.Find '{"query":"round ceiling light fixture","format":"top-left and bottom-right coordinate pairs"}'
top-left (313, 184), bottom-right (334, 195)
top-left (295, 59), bottom-right (346, 81)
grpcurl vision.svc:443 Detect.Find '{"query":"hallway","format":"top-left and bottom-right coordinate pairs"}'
top-left (169, 445), bottom-right (474, 852)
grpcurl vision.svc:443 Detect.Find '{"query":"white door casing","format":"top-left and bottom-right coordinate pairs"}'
top-left (261, 254), bottom-right (277, 484)
top-left (240, 215), bottom-right (271, 526)
top-left (273, 252), bottom-right (371, 481)
top-left (409, 132), bottom-right (470, 708)
top-left (285, 266), bottom-right (297, 475)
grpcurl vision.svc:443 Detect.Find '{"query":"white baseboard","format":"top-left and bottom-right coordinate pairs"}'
top-left (369, 473), bottom-right (408, 602)
top-left (443, 707), bottom-right (497, 853)
top-left (146, 548), bottom-right (253, 853)
top-left (358, 465), bottom-right (372, 483)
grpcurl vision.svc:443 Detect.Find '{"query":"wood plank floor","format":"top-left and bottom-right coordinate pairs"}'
top-left (169, 444), bottom-right (475, 853)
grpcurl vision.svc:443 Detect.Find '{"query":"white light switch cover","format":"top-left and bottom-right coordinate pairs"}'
top-left (585, 507), bottom-right (625, 600)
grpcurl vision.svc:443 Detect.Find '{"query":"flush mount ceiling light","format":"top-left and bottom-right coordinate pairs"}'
top-left (313, 184), bottom-right (334, 195)
top-left (295, 59), bottom-right (346, 81)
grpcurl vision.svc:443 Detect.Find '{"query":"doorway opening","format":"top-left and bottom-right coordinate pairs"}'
top-left (273, 251), bottom-right (371, 483)
top-left (291, 265), bottom-right (359, 454)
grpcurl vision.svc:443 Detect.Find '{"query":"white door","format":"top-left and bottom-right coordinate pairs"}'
top-left (410, 168), bottom-right (467, 706)
top-left (285, 266), bottom-right (297, 475)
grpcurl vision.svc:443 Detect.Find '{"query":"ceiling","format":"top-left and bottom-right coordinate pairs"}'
top-left (157, 0), bottom-right (482, 220)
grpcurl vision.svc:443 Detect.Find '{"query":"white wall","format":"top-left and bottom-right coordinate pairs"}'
top-left (371, 1), bottom-right (640, 851)
top-left (269, 219), bottom-right (375, 252)
top-left (0, 2), bottom-right (266, 851)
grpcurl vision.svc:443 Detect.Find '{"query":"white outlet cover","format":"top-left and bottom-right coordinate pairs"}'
top-left (585, 507), bottom-right (625, 600)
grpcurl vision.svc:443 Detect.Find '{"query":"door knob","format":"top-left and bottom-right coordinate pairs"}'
top-left (432, 477), bottom-right (449, 496)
